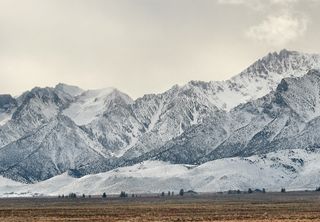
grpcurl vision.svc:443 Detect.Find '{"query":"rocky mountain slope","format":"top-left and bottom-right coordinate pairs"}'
top-left (78, 49), bottom-right (320, 165)
top-left (143, 69), bottom-right (320, 165)
top-left (1, 49), bottom-right (320, 183)
top-left (0, 115), bottom-right (111, 183)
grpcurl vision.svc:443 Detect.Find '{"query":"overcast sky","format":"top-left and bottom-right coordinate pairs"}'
top-left (1, 0), bottom-right (320, 98)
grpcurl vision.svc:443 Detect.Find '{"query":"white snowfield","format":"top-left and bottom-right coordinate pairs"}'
top-left (1, 149), bottom-right (319, 197)
top-left (63, 87), bottom-right (133, 125)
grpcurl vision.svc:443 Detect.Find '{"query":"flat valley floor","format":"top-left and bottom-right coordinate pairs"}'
top-left (1, 192), bottom-right (320, 221)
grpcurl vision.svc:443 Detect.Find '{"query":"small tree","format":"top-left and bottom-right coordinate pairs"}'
top-left (102, 192), bottom-right (107, 198)
top-left (82, 194), bottom-right (86, 198)
top-left (262, 188), bottom-right (266, 193)
top-left (248, 188), bottom-right (253, 194)
top-left (168, 191), bottom-right (171, 196)
top-left (236, 190), bottom-right (241, 194)
top-left (179, 189), bottom-right (184, 196)
top-left (69, 193), bottom-right (77, 198)
top-left (161, 192), bottom-right (165, 197)
top-left (172, 191), bottom-right (174, 196)
top-left (316, 187), bottom-right (320, 192)
top-left (120, 191), bottom-right (127, 198)
top-left (132, 194), bottom-right (135, 198)
top-left (281, 188), bottom-right (286, 193)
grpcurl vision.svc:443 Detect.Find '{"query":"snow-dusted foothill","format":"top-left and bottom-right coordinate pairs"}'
top-left (1, 149), bottom-right (320, 196)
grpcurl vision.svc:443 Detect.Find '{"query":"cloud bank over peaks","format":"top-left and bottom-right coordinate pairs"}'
top-left (217, 0), bottom-right (312, 46)
top-left (246, 13), bottom-right (308, 46)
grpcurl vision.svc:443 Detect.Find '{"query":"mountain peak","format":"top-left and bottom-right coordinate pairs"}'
top-left (0, 94), bottom-right (17, 112)
top-left (245, 49), bottom-right (320, 76)
top-left (263, 49), bottom-right (298, 63)
top-left (54, 83), bottom-right (84, 97)
top-left (279, 48), bottom-right (293, 56)
top-left (265, 49), bottom-right (296, 58)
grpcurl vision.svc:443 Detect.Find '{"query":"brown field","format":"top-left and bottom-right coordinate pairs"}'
top-left (1, 191), bottom-right (320, 221)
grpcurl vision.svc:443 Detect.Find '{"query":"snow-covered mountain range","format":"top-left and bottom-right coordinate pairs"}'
top-left (1, 49), bottom-right (320, 194)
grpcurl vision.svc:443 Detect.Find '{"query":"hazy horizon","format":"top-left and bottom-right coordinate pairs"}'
top-left (1, 0), bottom-right (320, 98)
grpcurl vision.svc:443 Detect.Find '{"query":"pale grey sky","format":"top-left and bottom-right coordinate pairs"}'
top-left (0, 0), bottom-right (320, 98)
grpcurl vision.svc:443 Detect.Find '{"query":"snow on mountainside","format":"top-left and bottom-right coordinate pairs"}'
top-left (1, 49), bottom-right (320, 183)
top-left (0, 87), bottom-right (73, 148)
top-left (202, 69), bottom-right (320, 161)
top-left (0, 115), bottom-right (111, 183)
top-left (117, 85), bottom-right (224, 159)
top-left (1, 149), bottom-right (320, 196)
top-left (63, 88), bottom-right (133, 125)
top-left (80, 49), bottom-right (320, 163)
top-left (190, 49), bottom-right (320, 110)
top-left (141, 69), bottom-right (320, 165)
